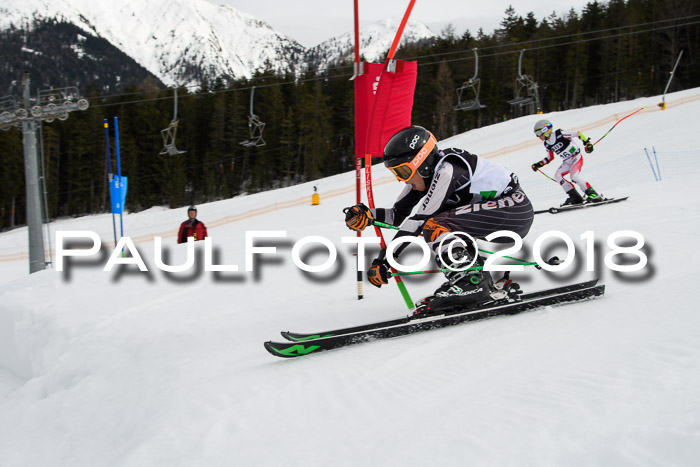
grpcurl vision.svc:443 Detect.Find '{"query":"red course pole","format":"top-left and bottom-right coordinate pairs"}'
top-left (363, 0), bottom-right (417, 309)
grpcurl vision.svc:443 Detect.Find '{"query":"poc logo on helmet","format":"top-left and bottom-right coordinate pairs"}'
top-left (409, 134), bottom-right (420, 149)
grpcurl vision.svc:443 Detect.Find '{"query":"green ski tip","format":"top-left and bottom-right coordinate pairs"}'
top-left (267, 343), bottom-right (321, 357)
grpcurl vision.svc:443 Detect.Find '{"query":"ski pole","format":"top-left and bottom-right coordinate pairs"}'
top-left (537, 169), bottom-right (556, 182)
top-left (390, 254), bottom-right (563, 276)
top-left (390, 261), bottom-right (543, 277)
top-left (372, 220), bottom-right (400, 230)
top-left (593, 106), bottom-right (645, 146)
top-left (371, 220), bottom-right (542, 267)
top-left (391, 266), bottom-right (484, 277)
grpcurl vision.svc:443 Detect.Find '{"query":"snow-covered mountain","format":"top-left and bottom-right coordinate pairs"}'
top-left (307, 18), bottom-right (437, 71)
top-left (0, 0), bottom-right (436, 88)
top-left (0, 0), bottom-right (306, 87)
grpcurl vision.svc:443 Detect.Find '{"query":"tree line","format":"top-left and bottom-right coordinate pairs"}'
top-left (1, 0), bottom-right (698, 230)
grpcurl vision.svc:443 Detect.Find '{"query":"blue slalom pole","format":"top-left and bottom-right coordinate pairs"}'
top-left (104, 119), bottom-right (112, 177)
top-left (653, 146), bottom-right (661, 181)
top-left (644, 148), bottom-right (658, 181)
top-left (104, 119), bottom-right (118, 248)
top-left (113, 117), bottom-right (125, 244)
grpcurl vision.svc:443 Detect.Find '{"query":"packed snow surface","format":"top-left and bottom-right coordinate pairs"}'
top-left (1, 88), bottom-right (700, 466)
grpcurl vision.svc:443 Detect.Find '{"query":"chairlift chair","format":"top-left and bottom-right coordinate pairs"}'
top-left (455, 48), bottom-right (486, 111)
top-left (160, 87), bottom-right (186, 155)
top-left (239, 86), bottom-right (266, 147)
top-left (507, 50), bottom-right (541, 116)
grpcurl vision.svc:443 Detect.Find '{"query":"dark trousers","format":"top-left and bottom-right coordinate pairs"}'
top-left (423, 188), bottom-right (534, 251)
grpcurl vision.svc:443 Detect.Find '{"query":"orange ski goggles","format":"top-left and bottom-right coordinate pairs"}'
top-left (385, 133), bottom-right (437, 181)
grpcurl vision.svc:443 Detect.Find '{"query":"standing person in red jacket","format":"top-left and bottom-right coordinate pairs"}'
top-left (177, 205), bottom-right (208, 243)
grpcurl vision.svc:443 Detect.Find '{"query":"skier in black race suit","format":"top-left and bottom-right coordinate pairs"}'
top-left (344, 126), bottom-right (534, 313)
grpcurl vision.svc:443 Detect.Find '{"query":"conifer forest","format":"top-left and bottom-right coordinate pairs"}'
top-left (0, 0), bottom-right (698, 230)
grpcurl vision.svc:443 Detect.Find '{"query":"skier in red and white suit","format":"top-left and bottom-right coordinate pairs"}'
top-left (531, 119), bottom-right (603, 206)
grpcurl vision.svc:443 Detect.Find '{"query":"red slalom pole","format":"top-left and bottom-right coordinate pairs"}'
top-left (363, 0), bottom-right (417, 309)
top-left (353, 0), bottom-right (363, 300)
top-left (353, 0), bottom-right (360, 63)
top-left (387, 0), bottom-right (417, 61)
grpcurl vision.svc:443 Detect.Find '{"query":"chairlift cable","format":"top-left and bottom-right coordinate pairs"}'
top-left (78, 15), bottom-right (700, 109)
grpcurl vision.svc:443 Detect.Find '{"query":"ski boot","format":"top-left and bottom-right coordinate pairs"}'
top-left (584, 187), bottom-right (604, 203)
top-left (413, 249), bottom-right (495, 317)
top-left (561, 189), bottom-right (585, 207)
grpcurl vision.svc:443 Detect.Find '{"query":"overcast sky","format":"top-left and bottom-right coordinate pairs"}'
top-left (218, 1), bottom-right (596, 47)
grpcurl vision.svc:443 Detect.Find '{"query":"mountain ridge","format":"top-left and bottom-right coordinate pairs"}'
top-left (0, 0), bottom-right (436, 89)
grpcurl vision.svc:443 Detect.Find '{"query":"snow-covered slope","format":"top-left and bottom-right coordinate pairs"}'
top-left (0, 0), bottom-right (305, 86)
top-left (1, 89), bottom-right (700, 466)
top-left (307, 18), bottom-right (436, 70)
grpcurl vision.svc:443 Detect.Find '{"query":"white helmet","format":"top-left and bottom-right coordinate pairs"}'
top-left (534, 119), bottom-right (553, 138)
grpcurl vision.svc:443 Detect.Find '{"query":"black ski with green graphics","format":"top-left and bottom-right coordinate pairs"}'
top-left (280, 280), bottom-right (598, 342)
top-left (265, 280), bottom-right (604, 358)
top-left (535, 197), bottom-right (628, 215)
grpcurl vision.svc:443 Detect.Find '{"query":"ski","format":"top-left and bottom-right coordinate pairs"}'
top-left (280, 279), bottom-right (597, 342)
top-left (534, 196), bottom-right (628, 215)
top-left (265, 280), bottom-right (604, 358)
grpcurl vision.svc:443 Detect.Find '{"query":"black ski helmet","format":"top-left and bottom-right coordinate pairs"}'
top-left (383, 126), bottom-right (439, 180)
top-left (187, 205), bottom-right (197, 214)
